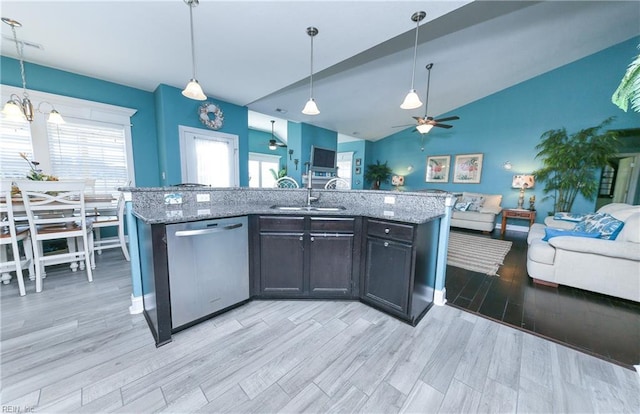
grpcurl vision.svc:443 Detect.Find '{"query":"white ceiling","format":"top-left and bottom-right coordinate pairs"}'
top-left (2, 1), bottom-right (638, 142)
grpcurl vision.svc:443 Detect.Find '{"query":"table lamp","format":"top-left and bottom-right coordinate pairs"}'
top-left (512, 174), bottom-right (535, 209)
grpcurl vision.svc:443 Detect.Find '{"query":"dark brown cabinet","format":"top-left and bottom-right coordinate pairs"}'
top-left (361, 218), bottom-right (438, 324)
top-left (253, 216), bottom-right (359, 298)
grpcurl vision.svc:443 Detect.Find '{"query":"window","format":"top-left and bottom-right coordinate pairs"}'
top-left (248, 152), bottom-right (281, 188)
top-left (48, 120), bottom-right (129, 194)
top-left (179, 126), bottom-right (239, 187)
top-left (0, 85), bottom-right (136, 193)
top-left (0, 117), bottom-right (33, 178)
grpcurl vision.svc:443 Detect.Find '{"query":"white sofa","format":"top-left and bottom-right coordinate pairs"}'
top-left (450, 192), bottom-right (503, 232)
top-left (527, 203), bottom-right (640, 302)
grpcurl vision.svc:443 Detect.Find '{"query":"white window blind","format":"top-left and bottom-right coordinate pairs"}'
top-left (47, 119), bottom-right (129, 195)
top-left (0, 118), bottom-right (34, 178)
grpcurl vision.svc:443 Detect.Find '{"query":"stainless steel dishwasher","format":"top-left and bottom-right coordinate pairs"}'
top-left (166, 216), bottom-right (249, 329)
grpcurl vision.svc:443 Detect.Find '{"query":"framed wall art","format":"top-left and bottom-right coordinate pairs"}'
top-left (453, 153), bottom-right (483, 184)
top-left (425, 155), bottom-right (450, 183)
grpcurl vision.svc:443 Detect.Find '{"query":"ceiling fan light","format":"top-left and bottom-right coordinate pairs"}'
top-left (302, 98), bottom-right (320, 115)
top-left (269, 140), bottom-right (277, 150)
top-left (47, 109), bottom-right (65, 124)
top-left (416, 124), bottom-right (434, 134)
top-left (2, 100), bottom-right (25, 120)
top-left (182, 79), bottom-right (207, 101)
top-left (400, 90), bottom-right (423, 110)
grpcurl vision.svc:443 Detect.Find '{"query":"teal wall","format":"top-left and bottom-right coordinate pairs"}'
top-left (0, 56), bottom-right (160, 187)
top-left (370, 37), bottom-right (640, 219)
top-left (153, 84), bottom-right (249, 186)
top-left (248, 129), bottom-right (288, 169)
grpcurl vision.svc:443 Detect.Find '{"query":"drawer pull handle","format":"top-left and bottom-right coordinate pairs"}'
top-left (384, 242), bottom-right (389, 247)
top-left (384, 228), bottom-right (390, 234)
top-left (299, 236), bottom-right (304, 241)
top-left (310, 236), bottom-right (315, 242)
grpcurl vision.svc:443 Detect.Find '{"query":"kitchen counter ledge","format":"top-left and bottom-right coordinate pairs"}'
top-left (123, 187), bottom-right (452, 225)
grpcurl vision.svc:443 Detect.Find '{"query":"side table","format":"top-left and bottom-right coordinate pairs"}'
top-left (501, 208), bottom-right (536, 236)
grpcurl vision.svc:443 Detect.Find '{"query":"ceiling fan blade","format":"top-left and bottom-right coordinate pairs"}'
top-left (434, 123), bottom-right (453, 129)
top-left (433, 116), bottom-right (460, 122)
top-left (412, 116), bottom-right (426, 122)
top-left (392, 124), bottom-right (415, 128)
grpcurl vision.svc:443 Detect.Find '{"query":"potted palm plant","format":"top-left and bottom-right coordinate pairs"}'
top-left (532, 117), bottom-right (618, 214)
top-left (364, 160), bottom-right (393, 190)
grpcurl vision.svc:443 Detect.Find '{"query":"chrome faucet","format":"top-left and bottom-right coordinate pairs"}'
top-left (306, 168), bottom-right (317, 206)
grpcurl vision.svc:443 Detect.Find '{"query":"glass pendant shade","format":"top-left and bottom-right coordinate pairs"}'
top-left (302, 98), bottom-right (320, 115)
top-left (400, 90), bottom-right (423, 110)
top-left (416, 123), bottom-right (433, 134)
top-left (2, 101), bottom-right (24, 120)
top-left (47, 109), bottom-right (65, 124)
top-left (182, 79), bottom-right (207, 100)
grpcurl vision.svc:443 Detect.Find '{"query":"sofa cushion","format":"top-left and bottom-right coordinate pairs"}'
top-left (617, 212), bottom-right (640, 243)
top-left (573, 213), bottom-right (625, 240)
top-left (543, 216), bottom-right (577, 230)
top-left (451, 210), bottom-right (495, 223)
top-left (542, 227), bottom-right (601, 241)
top-left (528, 239), bottom-right (556, 265)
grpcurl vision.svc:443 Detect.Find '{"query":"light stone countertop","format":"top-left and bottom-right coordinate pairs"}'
top-left (124, 187), bottom-right (453, 225)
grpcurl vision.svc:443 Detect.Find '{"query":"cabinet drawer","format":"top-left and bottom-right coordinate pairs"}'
top-left (309, 217), bottom-right (354, 233)
top-left (367, 219), bottom-right (414, 243)
top-left (506, 210), bottom-right (532, 218)
top-left (259, 216), bottom-right (305, 232)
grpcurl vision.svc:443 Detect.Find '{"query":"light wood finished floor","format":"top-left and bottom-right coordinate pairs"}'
top-left (1, 250), bottom-right (638, 413)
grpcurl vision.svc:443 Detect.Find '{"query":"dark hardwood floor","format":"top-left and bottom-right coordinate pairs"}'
top-left (445, 228), bottom-right (640, 370)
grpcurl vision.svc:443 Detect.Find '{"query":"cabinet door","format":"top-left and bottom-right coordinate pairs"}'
top-left (363, 237), bottom-right (412, 315)
top-left (259, 233), bottom-right (304, 295)
top-left (309, 233), bottom-right (354, 297)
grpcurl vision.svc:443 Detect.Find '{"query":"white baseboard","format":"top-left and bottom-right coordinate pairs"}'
top-left (498, 223), bottom-right (531, 233)
top-left (129, 294), bottom-right (143, 314)
top-left (434, 288), bottom-right (447, 306)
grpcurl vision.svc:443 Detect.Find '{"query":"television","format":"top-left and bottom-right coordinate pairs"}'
top-left (310, 145), bottom-right (337, 173)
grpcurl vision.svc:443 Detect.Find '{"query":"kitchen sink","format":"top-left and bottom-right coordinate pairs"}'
top-left (270, 205), bottom-right (346, 212)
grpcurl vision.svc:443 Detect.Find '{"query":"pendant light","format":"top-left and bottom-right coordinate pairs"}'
top-left (181, 0), bottom-right (207, 101)
top-left (302, 26), bottom-right (320, 115)
top-left (400, 11), bottom-right (426, 110)
top-left (416, 63), bottom-right (434, 134)
top-left (2, 18), bottom-right (64, 124)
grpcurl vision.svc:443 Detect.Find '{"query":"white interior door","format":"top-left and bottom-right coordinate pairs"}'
top-left (179, 126), bottom-right (239, 187)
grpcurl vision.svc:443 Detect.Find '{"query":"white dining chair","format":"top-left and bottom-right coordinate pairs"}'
top-left (0, 180), bottom-right (34, 296)
top-left (90, 191), bottom-right (130, 261)
top-left (17, 180), bottom-right (94, 293)
top-left (274, 177), bottom-right (299, 188)
top-left (324, 177), bottom-right (350, 189)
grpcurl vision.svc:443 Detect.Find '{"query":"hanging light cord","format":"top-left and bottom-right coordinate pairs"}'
top-left (409, 18), bottom-right (420, 90)
top-left (188, 0), bottom-right (198, 80)
top-left (309, 33), bottom-right (315, 98)
top-left (10, 23), bottom-right (28, 98)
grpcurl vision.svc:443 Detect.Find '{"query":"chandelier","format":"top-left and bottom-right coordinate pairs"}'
top-left (1, 18), bottom-right (64, 124)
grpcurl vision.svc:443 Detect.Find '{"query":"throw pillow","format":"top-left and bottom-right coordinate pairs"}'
top-left (573, 213), bottom-right (625, 240)
top-left (542, 228), bottom-right (601, 242)
top-left (461, 195), bottom-right (484, 212)
top-left (553, 212), bottom-right (585, 222)
top-left (454, 202), bottom-right (471, 211)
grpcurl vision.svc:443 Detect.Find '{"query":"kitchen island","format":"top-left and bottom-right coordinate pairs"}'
top-left (124, 187), bottom-right (454, 346)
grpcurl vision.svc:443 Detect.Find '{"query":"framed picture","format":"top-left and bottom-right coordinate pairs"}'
top-left (355, 158), bottom-right (362, 166)
top-left (425, 155), bottom-right (450, 183)
top-left (355, 167), bottom-right (361, 175)
top-left (453, 153), bottom-right (483, 184)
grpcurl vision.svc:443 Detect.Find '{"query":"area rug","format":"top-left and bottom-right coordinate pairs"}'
top-left (447, 231), bottom-right (513, 276)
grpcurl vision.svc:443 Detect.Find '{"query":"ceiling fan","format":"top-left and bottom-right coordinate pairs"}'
top-left (268, 120), bottom-right (286, 150)
top-left (394, 63), bottom-right (460, 134)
